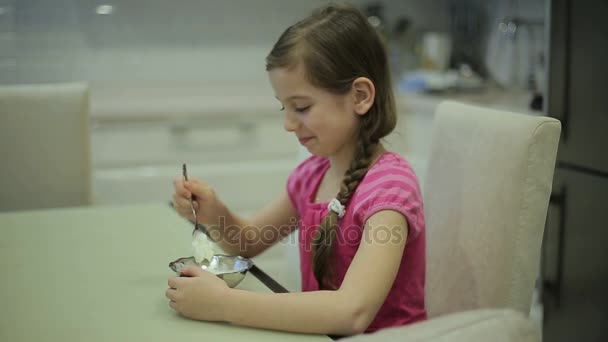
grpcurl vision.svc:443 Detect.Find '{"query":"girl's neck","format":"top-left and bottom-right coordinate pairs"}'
top-left (327, 143), bottom-right (386, 180)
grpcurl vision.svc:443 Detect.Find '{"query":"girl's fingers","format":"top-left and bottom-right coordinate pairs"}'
top-left (185, 181), bottom-right (214, 204)
top-left (172, 197), bottom-right (195, 220)
top-left (169, 300), bottom-right (178, 311)
top-left (173, 194), bottom-right (200, 212)
top-left (184, 179), bottom-right (208, 197)
top-left (165, 288), bottom-right (178, 300)
top-left (173, 177), bottom-right (192, 198)
top-left (168, 276), bottom-right (184, 289)
top-left (172, 193), bottom-right (191, 209)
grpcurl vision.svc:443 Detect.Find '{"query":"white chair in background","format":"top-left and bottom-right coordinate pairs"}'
top-left (0, 83), bottom-right (91, 212)
top-left (345, 101), bottom-right (561, 341)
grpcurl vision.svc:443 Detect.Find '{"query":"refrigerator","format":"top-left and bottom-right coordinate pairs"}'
top-left (542, 0), bottom-right (608, 340)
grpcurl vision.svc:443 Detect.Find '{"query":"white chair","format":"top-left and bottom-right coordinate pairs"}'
top-left (344, 101), bottom-right (561, 341)
top-left (0, 83), bottom-right (91, 212)
top-left (346, 308), bottom-right (540, 342)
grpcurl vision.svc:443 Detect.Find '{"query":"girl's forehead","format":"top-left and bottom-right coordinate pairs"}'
top-left (269, 66), bottom-right (317, 99)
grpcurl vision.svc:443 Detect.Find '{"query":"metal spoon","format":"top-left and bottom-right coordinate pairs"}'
top-left (182, 163), bottom-right (214, 240)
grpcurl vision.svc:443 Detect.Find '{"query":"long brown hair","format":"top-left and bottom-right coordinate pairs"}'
top-left (266, 4), bottom-right (397, 289)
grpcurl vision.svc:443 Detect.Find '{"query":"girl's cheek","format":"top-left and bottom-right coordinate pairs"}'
top-left (298, 116), bottom-right (311, 127)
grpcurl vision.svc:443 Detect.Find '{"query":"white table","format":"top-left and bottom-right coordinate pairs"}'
top-left (0, 204), bottom-right (329, 341)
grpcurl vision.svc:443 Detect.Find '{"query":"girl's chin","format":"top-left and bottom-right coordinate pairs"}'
top-left (306, 147), bottom-right (329, 158)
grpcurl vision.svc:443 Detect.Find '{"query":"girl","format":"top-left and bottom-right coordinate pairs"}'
top-left (167, 4), bottom-right (426, 336)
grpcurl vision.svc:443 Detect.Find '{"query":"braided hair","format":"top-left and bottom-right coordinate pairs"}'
top-left (312, 128), bottom-right (378, 289)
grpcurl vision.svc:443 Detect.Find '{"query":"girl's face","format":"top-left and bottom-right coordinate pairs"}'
top-left (268, 65), bottom-right (360, 158)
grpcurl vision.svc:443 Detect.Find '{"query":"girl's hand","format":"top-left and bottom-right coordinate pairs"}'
top-left (166, 266), bottom-right (230, 322)
top-left (172, 177), bottom-right (224, 225)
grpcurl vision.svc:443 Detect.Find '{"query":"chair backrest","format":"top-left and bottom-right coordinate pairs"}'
top-left (423, 101), bottom-right (561, 318)
top-left (0, 83), bottom-right (91, 212)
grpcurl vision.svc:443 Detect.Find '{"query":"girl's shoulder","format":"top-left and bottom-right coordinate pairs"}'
top-left (290, 154), bottom-right (329, 179)
top-left (365, 151), bottom-right (419, 182)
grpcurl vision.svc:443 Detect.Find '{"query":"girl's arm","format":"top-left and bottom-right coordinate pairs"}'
top-left (223, 209), bottom-right (409, 335)
top-left (176, 177), bottom-right (298, 258)
top-left (211, 190), bottom-right (298, 258)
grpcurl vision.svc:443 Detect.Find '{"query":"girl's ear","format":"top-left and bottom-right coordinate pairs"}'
top-left (352, 77), bottom-right (375, 115)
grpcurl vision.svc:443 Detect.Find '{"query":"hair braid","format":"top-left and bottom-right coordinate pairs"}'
top-left (312, 132), bottom-right (378, 289)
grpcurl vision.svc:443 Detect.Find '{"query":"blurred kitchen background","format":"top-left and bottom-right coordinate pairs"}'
top-left (0, 0), bottom-right (606, 340)
top-left (0, 0), bottom-right (549, 208)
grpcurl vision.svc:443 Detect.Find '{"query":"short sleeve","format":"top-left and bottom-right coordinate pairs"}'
top-left (352, 165), bottom-right (425, 240)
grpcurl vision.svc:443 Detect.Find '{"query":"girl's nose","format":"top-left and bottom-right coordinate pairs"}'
top-left (283, 111), bottom-right (299, 132)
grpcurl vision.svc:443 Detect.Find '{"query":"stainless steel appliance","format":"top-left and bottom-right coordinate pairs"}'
top-left (542, 0), bottom-right (608, 340)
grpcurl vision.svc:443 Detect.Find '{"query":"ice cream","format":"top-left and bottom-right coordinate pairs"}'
top-left (191, 230), bottom-right (222, 264)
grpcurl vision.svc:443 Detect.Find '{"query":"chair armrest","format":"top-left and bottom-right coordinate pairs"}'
top-left (342, 309), bottom-right (540, 342)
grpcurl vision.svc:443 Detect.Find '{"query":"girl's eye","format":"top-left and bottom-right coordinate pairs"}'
top-left (295, 106), bottom-right (310, 113)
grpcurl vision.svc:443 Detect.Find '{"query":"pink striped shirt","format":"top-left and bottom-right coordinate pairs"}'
top-left (287, 151), bottom-right (427, 333)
